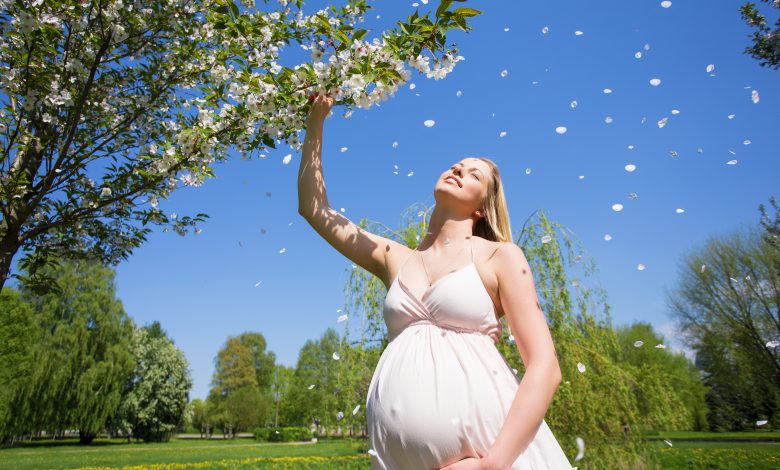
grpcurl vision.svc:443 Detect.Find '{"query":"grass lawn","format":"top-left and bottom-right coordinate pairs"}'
top-left (0, 437), bottom-right (371, 469)
top-left (1, 432), bottom-right (779, 469)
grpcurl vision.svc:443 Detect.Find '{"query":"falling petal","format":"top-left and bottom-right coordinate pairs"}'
top-left (332, 352), bottom-right (340, 360)
top-left (456, 90), bottom-right (462, 97)
top-left (675, 208), bottom-right (685, 214)
top-left (612, 203), bottom-right (624, 212)
top-left (336, 411), bottom-right (344, 421)
top-left (578, 175), bottom-right (585, 180)
top-left (282, 154), bottom-right (292, 164)
top-left (751, 90), bottom-right (760, 103)
top-left (644, 43), bottom-right (651, 50)
top-left (254, 280), bottom-right (263, 287)
top-left (542, 26), bottom-right (549, 34)
top-left (603, 88), bottom-right (613, 94)
top-left (353, 404), bottom-right (361, 415)
top-left (500, 69), bottom-right (509, 77)
top-left (541, 235), bottom-right (553, 244)
top-left (765, 341), bottom-right (780, 349)
top-left (368, 449), bottom-right (378, 456)
top-left (605, 116), bottom-right (613, 124)
top-left (629, 192), bottom-right (638, 200)
top-left (308, 384), bottom-right (316, 390)
top-left (625, 164), bottom-right (637, 172)
top-left (628, 145), bottom-right (635, 150)
top-left (504, 27), bottom-right (510, 32)
top-left (337, 314), bottom-right (348, 322)
top-left (743, 139), bottom-right (751, 145)
top-left (499, 131), bottom-right (508, 137)
top-left (635, 51), bottom-right (642, 59)
top-left (409, 83), bottom-right (416, 90)
top-left (661, 1), bottom-right (672, 8)
top-left (604, 234), bottom-right (612, 241)
top-left (407, 171), bottom-right (414, 176)
top-left (555, 126), bottom-right (568, 134)
top-left (392, 141), bottom-right (399, 149)
top-left (424, 119), bottom-right (436, 127)
top-left (669, 150), bottom-right (678, 157)
top-left (701, 264), bottom-right (706, 273)
top-left (663, 439), bottom-right (673, 447)
top-left (727, 159), bottom-right (738, 165)
top-left (574, 30), bottom-right (584, 35)
top-left (340, 147), bottom-right (348, 153)
top-left (655, 343), bottom-right (667, 349)
top-left (728, 114), bottom-right (735, 120)
top-left (671, 109), bottom-right (680, 115)
top-left (577, 362), bottom-right (586, 373)
top-left (757, 420), bottom-right (768, 426)
top-left (634, 340), bottom-right (644, 347)
top-left (706, 64), bottom-right (715, 73)
top-left (525, 168), bottom-right (532, 175)
top-left (340, 207), bottom-right (346, 212)
top-left (574, 437), bottom-right (585, 461)
top-left (570, 100), bottom-right (578, 108)
top-left (279, 247), bottom-right (286, 254)
top-left (657, 117), bottom-right (669, 128)
top-left (649, 78), bottom-right (661, 86)
top-left (637, 264), bottom-right (646, 271)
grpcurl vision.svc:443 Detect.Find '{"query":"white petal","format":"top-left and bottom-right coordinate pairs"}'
top-left (635, 51), bottom-right (642, 59)
top-left (337, 314), bottom-right (348, 322)
top-left (634, 340), bottom-right (644, 347)
top-left (637, 263), bottom-right (646, 271)
top-left (604, 233), bottom-right (612, 241)
top-left (570, 100), bottom-right (578, 108)
top-left (625, 164), bottom-right (636, 172)
top-left (352, 404), bottom-right (361, 415)
top-left (499, 131), bottom-right (507, 137)
top-left (661, 1), bottom-right (672, 8)
top-left (541, 235), bottom-right (552, 244)
top-left (282, 154), bottom-right (292, 164)
top-left (456, 90), bottom-right (462, 97)
top-left (726, 159), bottom-right (738, 165)
top-left (332, 352), bottom-right (340, 360)
top-left (574, 30), bottom-right (584, 36)
top-left (500, 69), bottom-right (509, 77)
top-left (612, 203), bottom-right (624, 212)
top-left (525, 168), bottom-right (532, 175)
top-left (706, 64), bottom-right (715, 73)
top-left (577, 362), bottom-right (586, 373)
top-left (751, 90), bottom-right (760, 103)
top-left (340, 146), bottom-right (348, 153)
top-left (605, 116), bottom-right (613, 124)
top-left (555, 126), bottom-right (568, 134)
top-left (603, 88), bottom-right (613, 94)
top-left (542, 26), bottom-right (549, 34)
top-left (423, 119), bottom-right (436, 127)
top-left (657, 117), bottom-right (669, 128)
top-left (675, 208), bottom-right (685, 214)
top-left (649, 78), bottom-right (661, 86)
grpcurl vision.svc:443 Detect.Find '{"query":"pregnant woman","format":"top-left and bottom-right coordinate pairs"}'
top-left (298, 92), bottom-right (576, 470)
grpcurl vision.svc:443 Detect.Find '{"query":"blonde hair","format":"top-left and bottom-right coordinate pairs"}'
top-left (471, 157), bottom-right (512, 243)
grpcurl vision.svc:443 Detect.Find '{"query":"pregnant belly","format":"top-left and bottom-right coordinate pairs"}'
top-left (366, 324), bottom-right (515, 468)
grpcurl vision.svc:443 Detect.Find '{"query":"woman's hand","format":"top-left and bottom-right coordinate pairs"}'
top-left (439, 455), bottom-right (500, 470)
top-left (305, 90), bottom-right (335, 125)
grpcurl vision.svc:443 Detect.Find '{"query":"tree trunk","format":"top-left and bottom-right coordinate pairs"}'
top-left (0, 232), bottom-right (20, 292)
top-left (79, 430), bottom-right (96, 445)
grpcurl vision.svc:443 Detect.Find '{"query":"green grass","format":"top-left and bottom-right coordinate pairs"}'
top-left (0, 437), bottom-right (371, 470)
top-left (1, 432), bottom-right (779, 470)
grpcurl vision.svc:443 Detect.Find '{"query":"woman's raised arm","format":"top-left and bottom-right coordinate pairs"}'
top-left (297, 92), bottom-right (404, 285)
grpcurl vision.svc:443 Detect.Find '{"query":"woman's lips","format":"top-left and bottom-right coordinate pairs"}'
top-left (444, 176), bottom-right (461, 187)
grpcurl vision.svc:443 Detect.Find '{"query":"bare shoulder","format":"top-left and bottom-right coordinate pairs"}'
top-left (471, 236), bottom-right (516, 265)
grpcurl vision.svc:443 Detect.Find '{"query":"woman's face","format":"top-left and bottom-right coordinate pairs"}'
top-left (434, 158), bottom-right (491, 216)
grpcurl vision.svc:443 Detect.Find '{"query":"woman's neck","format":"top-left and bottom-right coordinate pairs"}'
top-left (421, 207), bottom-right (475, 251)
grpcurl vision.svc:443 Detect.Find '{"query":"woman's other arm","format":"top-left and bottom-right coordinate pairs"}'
top-left (297, 92), bottom-right (403, 284)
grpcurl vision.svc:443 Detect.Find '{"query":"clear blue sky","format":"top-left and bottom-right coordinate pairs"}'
top-left (14, 0), bottom-right (778, 401)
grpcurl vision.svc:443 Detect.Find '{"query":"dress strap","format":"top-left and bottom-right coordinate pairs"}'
top-left (469, 236), bottom-right (474, 262)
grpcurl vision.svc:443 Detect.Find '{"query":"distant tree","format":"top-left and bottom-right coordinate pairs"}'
top-left (0, 288), bottom-right (36, 443)
top-left (114, 323), bottom-right (193, 442)
top-left (758, 195), bottom-right (779, 249)
top-left (269, 364), bottom-right (295, 427)
top-left (740, 1), bottom-right (780, 69)
top-left (188, 398), bottom-right (210, 438)
top-left (236, 332), bottom-right (277, 391)
top-left (667, 223), bottom-right (780, 430)
top-left (615, 322), bottom-right (709, 432)
top-left (17, 259), bottom-right (135, 444)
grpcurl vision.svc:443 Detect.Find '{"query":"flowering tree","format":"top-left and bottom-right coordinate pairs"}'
top-left (0, 0), bottom-right (481, 293)
top-left (741, 0), bottom-right (780, 69)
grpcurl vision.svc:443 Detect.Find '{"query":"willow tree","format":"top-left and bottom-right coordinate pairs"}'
top-left (342, 204), bottom-right (664, 467)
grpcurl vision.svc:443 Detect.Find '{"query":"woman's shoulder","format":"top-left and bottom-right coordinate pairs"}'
top-left (471, 236), bottom-right (514, 263)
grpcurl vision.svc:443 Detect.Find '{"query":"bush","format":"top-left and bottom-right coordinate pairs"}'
top-left (253, 426), bottom-right (312, 442)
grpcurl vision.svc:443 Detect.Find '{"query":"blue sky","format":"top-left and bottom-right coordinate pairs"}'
top-left (11, 0), bottom-right (778, 401)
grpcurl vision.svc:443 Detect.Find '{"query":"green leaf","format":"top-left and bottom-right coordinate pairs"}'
top-left (436, 0), bottom-right (453, 18)
top-left (230, 1), bottom-right (239, 17)
top-left (353, 29), bottom-right (368, 42)
top-left (453, 7), bottom-right (481, 18)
